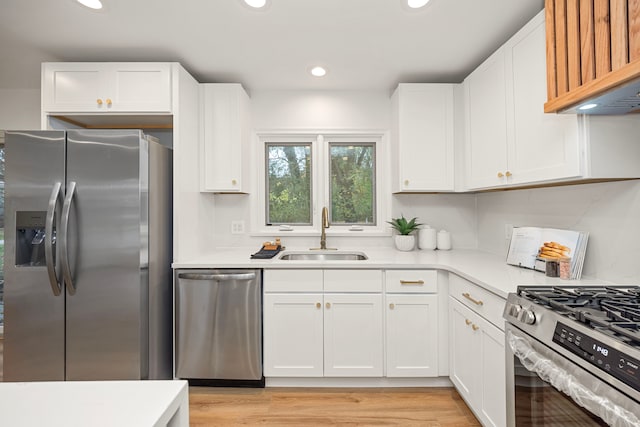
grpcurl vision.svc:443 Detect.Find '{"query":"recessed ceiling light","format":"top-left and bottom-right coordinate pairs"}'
top-left (244, 0), bottom-right (267, 8)
top-left (407, 0), bottom-right (431, 9)
top-left (310, 66), bottom-right (327, 77)
top-left (578, 103), bottom-right (598, 110)
top-left (76, 0), bottom-right (103, 10)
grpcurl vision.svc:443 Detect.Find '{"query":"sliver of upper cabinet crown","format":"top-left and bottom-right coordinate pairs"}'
top-left (200, 84), bottom-right (250, 193)
top-left (391, 84), bottom-right (455, 192)
top-left (42, 63), bottom-right (172, 113)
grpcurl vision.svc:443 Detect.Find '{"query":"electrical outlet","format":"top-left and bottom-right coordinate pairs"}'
top-left (231, 220), bottom-right (245, 234)
top-left (505, 224), bottom-right (513, 240)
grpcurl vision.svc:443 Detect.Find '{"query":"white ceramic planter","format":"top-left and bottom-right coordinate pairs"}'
top-left (394, 235), bottom-right (415, 251)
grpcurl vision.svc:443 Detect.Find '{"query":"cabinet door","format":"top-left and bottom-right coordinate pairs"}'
top-left (464, 50), bottom-right (509, 189)
top-left (42, 63), bottom-right (108, 112)
top-left (448, 297), bottom-right (480, 404)
top-left (506, 13), bottom-right (580, 185)
top-left (386, 294), bottom-right (438, 377)
top-left (478, 317), bottom-right (506, 427)
top-left (108, 63), bottom-right (172, 112)
top-left (263, 293), bottom-right (324, 377)
top-left (392, 84), bottom-right (455, 192)
top-left (42, 63), bottom-right (172, 113)
top-left (200, 84), bottom-right (249, 192)
top-left (323, 293), bottom-right (383, 377)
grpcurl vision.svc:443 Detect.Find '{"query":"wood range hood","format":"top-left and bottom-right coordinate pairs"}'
top-left (545, 0), bottom-right (640, 114)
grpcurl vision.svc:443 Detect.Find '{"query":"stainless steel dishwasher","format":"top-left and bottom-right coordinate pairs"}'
top-left (175, 269), bottom-right (263, 386)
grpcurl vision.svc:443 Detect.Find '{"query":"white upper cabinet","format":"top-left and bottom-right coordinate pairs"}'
top-left (464, 11), bottom-right (640, 190)
top-left (200, 83), bottom-right (251, 193)
top-left (504, 12), bottom-right (581, 186)
top-left (464, 50), bottom-right (509, 189)
top-left (391, 84), bottom-right (455, 192)
top-left (42, 63), bottom-right (172, 113)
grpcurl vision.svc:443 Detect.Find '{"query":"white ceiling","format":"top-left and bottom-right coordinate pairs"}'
top-left (0, 0), bottom-right (544, 92)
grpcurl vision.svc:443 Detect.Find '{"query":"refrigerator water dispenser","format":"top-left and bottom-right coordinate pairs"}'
top-left (15, 211), bottom-right (52, 267)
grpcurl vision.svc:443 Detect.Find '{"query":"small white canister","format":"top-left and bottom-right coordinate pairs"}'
top-left (436, 230), bottom-right (452, 250)
top-left (418, 226), bottom-right (437, 250)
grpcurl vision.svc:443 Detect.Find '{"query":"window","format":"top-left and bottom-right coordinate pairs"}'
top-left (255, 132), bottom-right (387, 236)
top-left (329, 143), bottom-right (375, 225)
top-left (266, 143), bottom-right (312, 225)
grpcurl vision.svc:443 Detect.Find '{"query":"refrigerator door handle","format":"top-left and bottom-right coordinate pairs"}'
top-left (45, 182), bottom-right (63, 296)
top-left (61, 181), bottom-right (77, 295)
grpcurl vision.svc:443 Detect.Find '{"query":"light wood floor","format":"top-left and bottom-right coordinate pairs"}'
top-left (0, 341), bottom-right (479, 426)
top-left (189, 386), bottom-right (481, 426)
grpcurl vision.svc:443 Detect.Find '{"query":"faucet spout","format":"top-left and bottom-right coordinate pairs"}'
top-left (320, 207), bottom-right (329, 249)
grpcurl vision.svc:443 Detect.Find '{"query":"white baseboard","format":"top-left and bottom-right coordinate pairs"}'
top-left (265, 376), bottom-right (453, 388)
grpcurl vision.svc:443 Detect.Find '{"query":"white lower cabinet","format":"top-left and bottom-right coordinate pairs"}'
top-left (323, 293), bottom-right (383, 377)
top-left (449, 296), bottom-right (506, 427)
top-left (263, 269), bottom-right (383, 378)
top-left (263, 293), bottom-right (324, 377)
top-left (385, 294), bottom-right (438, 377)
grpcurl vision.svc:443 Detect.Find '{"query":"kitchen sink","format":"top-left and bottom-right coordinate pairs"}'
top-left (278, 251), bottom-right (368, 261)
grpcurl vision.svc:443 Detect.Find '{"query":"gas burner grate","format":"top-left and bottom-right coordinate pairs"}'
top-left (517, 285), bottom-right (640, 345)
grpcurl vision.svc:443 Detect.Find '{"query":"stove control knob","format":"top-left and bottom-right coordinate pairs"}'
top-left (508, 304), bottom-right (522, 318)
top-left (520, 308), bottom-right (536, 325)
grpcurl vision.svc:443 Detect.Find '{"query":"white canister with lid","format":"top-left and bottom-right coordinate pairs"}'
top-left (436, 230), bottom-right (451, 250)
top-left (418, 226), bottom-right (437, 250)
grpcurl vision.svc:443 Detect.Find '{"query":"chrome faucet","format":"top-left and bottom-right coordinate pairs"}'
top-left (312, 207), bottom-right (337, 250)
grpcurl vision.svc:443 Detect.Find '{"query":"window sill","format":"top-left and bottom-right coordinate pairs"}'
top-left (250, 229), bottom-right (392, 238)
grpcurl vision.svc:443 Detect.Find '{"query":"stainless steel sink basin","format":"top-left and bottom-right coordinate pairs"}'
top-left (278, 251), bottom-right (368, 261)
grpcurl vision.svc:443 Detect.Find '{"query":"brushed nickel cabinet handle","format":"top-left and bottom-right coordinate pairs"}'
top-left (400, 280), bottom-right (425, 286)
top-left (462, 292), bottom-right (483, 306)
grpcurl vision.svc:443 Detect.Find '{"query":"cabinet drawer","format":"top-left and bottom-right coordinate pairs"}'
top-left (385, 270), bottom-right (437, 293)
top-left (449, 274), bottom-right (506, 330)
top-left (324, 270), bottom-right (382, 292)
top-left (264, 269), bottom-right (323, 292)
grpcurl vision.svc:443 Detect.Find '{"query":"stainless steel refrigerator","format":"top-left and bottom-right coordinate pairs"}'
top-left (3, 129), bottom-right (172, 381)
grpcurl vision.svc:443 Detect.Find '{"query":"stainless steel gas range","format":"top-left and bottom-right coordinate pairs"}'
top-left (503, 286), bottom-right (640, 427)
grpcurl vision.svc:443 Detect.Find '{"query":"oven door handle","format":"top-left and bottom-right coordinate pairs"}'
top-left (507, 329), bottom-right (640, 427)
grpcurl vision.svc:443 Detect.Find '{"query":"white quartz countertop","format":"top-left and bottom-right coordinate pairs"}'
top-left (173, 248), bottom-right (610, 299)
top-left (0, 380), bottom-right (189, 427)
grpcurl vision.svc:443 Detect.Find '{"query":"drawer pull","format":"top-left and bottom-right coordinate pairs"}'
top-left (462, 292), bottom-right (483, 306)
top-left (400, 280), bottom-right (424, 286)
top-left (472, 324), bottom-right (480, 331)
top-left (465, 319), bottom-right (472, 325)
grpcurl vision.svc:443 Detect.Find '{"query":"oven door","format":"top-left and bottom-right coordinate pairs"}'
top-left (505, 324), bottom-right (640, 427)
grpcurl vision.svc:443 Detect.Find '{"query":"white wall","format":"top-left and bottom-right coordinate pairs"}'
top-left (476, 180), bottom-right (640, 283)
top-left (0, 89), bottom-right (40, 129)
top-left (209, 89), bottom-right (478, 249)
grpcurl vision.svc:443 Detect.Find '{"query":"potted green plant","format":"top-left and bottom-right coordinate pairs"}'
top-left (387, 215), bottom-right (422, 251)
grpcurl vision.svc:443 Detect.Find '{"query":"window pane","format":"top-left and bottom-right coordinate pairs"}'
top-left (330, 143), bottom-right (375, 225)
top-left (266, 144), bottom-right (312, 225)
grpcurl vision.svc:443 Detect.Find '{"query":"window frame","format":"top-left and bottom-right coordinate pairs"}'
top-left (252, 131), bottom-right (390, 237)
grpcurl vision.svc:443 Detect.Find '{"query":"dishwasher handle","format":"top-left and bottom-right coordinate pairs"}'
top-left (178, 272), bottom-right (257, 281)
